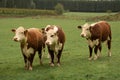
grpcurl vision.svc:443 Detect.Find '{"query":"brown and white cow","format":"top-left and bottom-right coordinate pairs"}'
top-left (42, 25), bottom-right (65, 66)
top-left (77, 21), bottom-right (112, 60)
top-left (11, 26), bottom-right (45, 70)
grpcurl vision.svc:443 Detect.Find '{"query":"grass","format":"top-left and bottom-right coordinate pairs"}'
top-left (0, 12), bottom-right (120, 80)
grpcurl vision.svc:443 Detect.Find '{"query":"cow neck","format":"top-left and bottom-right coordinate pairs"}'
top-left (86, 36), bottom-right (98, 41)
top-left (20, 38), bottom-right (27, 48)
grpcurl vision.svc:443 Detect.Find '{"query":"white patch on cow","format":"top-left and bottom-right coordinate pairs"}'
top-left (55, 43), bottom-right (63, 52)
top-left (22, 43), bottom-right (34, 57)
top-left (90, 22), bottom-right (97, 27)
top-left (97, 49), bottom-right (101, 58)
top-left (50, 63), bottom-right (55, 67)
top-left (107, 36), bottom-right (110, 40)
top-left (13, 26), bottom-right (27, 42)
top-left (88, 56), bottom-right (93, 60)
top-left (93, 54), bottom-right (98, 60)
top-left (108, 50), bottom-right (111, 57)
top-left (53, 26), bottom-right (58, 32)
top-left (80, 23), bottom-right (91, 38)
top-left (45, 26), bottom-right (58, 46)
top-left (87, 39), bottom-right (99, 48)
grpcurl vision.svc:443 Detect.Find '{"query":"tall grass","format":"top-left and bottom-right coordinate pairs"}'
top-left (0, 13), bottom-right (120, 80)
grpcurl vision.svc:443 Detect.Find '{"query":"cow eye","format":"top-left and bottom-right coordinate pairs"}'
top-left (21, 32), bottom-right (24, 34)
top-left (51, 35), bottom-right (54, 37)
top-left (86, 28), bottom-right (89, 30)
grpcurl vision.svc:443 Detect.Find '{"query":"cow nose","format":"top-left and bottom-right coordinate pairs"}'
top-left (81, 34), bottom-right (84, 37)
top-left (13, 38), bottom-right (18, 42)
top-left (46, 42), bottom-right (50, 45)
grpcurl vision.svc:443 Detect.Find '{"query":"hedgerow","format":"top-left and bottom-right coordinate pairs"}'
top-left (0, 8), bottom-right (57, 16)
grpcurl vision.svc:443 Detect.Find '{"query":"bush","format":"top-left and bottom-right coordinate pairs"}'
top-left (0, 8), bottom-right (57, 16)
top-left (54, 3), bottom-right (64, 15)
top-left (106, 10), bottom-right (112, 15)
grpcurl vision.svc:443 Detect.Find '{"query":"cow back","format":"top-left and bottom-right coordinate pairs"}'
top-left (26, 28), bottom-right (44, 50)
top-left (90, 21), bottom-right (111, 41)
top-left (57, 27), bottom-right (65, 45)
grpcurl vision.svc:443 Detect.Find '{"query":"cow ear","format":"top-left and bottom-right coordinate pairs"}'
top-left (77, 26), bottom-right (82, 29)
top-left (41, 28), bottom-right (45, 31)
top-left (54, 26), bottom-right (58, 33)
top-left (89, 26), bottom-right (92, 31)
top-left (41, 28), bottom-right (45, 33)
top-left (55, 31), bottom-right (59, 36)
top-left (24, 30), bottom-right (28, 36)
top-left (11, 29), bottom-right (16, 32)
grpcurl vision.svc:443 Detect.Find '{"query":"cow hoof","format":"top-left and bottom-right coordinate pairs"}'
top-left (57, 63), bottom-right (61, 67)
top-left (93, 55), bottom-right (98, 60)
top-left (97, 53), bottom-right (101, 58)
top-left (29, 67), bottom-right (32, 70)
top-left (108, 52), bottom-right (111, 57)
top-left (88, 57), bottom-right (93, 60)
top-left (40, 61), bottom-right (43, 65)
top-left (50, 63), bottom-right (54, 67)
top-left (25, 66), bottom-right (28, 70)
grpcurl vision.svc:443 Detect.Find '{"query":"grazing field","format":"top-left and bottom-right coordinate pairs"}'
top-left (0, 13), bottom-right (120, 80)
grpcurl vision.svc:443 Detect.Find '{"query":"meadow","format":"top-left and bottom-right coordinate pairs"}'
top-left (0, 12), bottom-right (120, 80)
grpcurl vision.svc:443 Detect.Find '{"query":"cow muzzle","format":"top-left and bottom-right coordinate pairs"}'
top-left (45, 42), bottom-right (51, 46)
top-left (13, 38), bottom-right (18, 42)
top-left (81, 34), bottom-right (85, 38)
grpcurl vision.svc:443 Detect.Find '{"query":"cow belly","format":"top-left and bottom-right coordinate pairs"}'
top-left (87, 39), bottom-right (99, 48)
top-left (49, 43), bottom-right (63, 53)
top-left (22, 44), bottom-right (34, 57)
top-left (55, 43), bottom-right (63, 52)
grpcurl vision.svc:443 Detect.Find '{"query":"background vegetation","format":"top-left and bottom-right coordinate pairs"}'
top-left (0, 12), bottom-right (120, 80)
top-left (0, 8), bottom-right (56, 16)
top-left (0, 0), bottom-right (120, 12)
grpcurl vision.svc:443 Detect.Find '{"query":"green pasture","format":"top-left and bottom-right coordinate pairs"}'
top-left (0, 13), bottom-right (120, 80)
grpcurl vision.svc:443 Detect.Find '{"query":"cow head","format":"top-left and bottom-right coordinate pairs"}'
top-left (77, 23), bottom-right (92, 39)
top-left (42, 25), bottom-right (58, 46)
top-left (11, 26), bottom-right (27, 43)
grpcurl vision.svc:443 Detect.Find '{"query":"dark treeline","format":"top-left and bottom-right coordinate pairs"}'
top-left (0, 0), bottom-right (120, 12)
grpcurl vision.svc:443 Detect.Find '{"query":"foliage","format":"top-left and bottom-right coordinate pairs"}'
top-left (0, 0), bottom-right (120, 12)
top-left (34, 0), bottom-right (120, 12)
top-left (106, 10), bottom-right (112, 15)
top-left (86, 13), bottom-right (120, 21)
top-left (54, 3), bottom-right (64, 15)
top-left (0, 8), bottom-right (56, 16)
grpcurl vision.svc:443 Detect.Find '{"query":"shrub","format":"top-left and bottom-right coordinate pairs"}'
top-left (106, 10), bottom-right (112, 15)
top-left (54, 3), bottom-right (64, 15)
top-left (0, 8), bottom-right (57, 16)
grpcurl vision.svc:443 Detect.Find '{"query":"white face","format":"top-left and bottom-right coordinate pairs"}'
top-left (80, 23), bottom-right (91, 38)
top-left (12, 27), bottom-right (26, 42)
top-left (45, 26), bottom-right (58, 46)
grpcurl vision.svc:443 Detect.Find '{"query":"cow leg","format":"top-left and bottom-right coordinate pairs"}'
top-left (23, 54), bottom-right (27, 70)
top-left (107, 40), bottom-right (111, 56)
top-left (88, 46), bottom-right (93, 60)
top-left (38, 48), bottom-right (43, 65)
top-left (94, 45), bottom-right (99, 60)
top-left (48, 49), bottom-right (54, 67)
top-left (97, 45), bottom-right (102, 58)
top-left (28, 53), bottom-right (35, 70)
top-left (57, 50), bottom-right (62, 66)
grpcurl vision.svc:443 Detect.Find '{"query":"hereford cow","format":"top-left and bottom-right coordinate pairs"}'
top-left (11, 26), bottom-right (45, 70)
top-left (42, 25), bottom-right (65, 66)
top-left (77, 21), bottom-right (112, 60)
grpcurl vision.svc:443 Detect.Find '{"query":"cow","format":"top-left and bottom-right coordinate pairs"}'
top-left (42, 25), bottom-right (65, 66)
top-left (11, 26), bottom-right (45, 70)
top-left (77, 21), bottom-right (112, 60)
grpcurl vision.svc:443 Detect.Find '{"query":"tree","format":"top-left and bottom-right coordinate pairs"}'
top-left (54, 3), bottom-right (64, 15)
